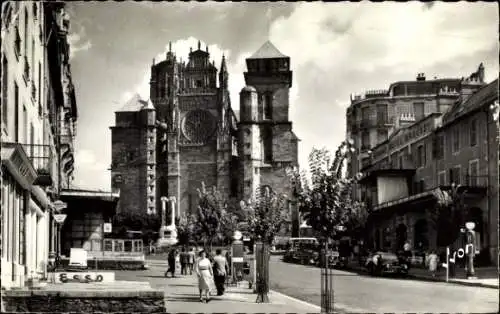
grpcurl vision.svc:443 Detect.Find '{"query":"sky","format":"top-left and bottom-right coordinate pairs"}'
top-left (66, 1), bottom-right (499, 191)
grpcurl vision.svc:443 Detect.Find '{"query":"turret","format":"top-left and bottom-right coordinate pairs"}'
top-left (219, 54), bottom-right (228, 89)
top-left (239, 86), bottom-right (258, 123)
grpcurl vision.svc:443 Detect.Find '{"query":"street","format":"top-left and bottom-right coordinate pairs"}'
top-left (268, 256), bottom-right (499, 313)
top-left (111, 256), bottom-right (499, 313)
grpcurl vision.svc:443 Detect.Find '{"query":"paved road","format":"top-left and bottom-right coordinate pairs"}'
top-left (269, 256), bottom-right (499, 313)
top-left (113, 259), bottom-right (320, 313)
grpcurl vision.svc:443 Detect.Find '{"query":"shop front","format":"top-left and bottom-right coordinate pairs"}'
top-left (1, 143), bottom-right (37, 289)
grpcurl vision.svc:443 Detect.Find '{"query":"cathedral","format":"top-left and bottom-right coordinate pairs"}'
top-left (110, 41), bottom-right (300, 218)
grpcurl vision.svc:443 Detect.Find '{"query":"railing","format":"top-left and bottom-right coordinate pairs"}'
top-left (22, 144), bottom-right (53, 174)
top-left (462, 175), bottom-right (489, 187)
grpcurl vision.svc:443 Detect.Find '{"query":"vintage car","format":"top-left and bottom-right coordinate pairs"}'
top-left (365, 251), bottom-right (409, 276)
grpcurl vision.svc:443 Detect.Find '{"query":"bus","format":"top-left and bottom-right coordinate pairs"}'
top-left (283, 237), bottom-right (320, 264)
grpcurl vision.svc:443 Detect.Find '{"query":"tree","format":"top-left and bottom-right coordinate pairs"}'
top-left (240, 185), bottom-right (289, 303)
top-left (288, 147), bottom-right (363, 243)
top-left (111, 211), bottom-right (161, 245)
top-left (196, 182), bottom-right (225, 252)
top-left (429, 184), bottom-right (466, 249)
top-left (176, 213), bottom-right (201, 246)
top-left (240, 186), bottom-right (289, 246)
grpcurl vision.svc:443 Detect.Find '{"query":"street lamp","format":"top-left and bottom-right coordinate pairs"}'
top-left (465, 221), bottom-right (477, 279)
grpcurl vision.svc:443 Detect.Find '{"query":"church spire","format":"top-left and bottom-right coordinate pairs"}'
top-left (219, 54), bottom-right (228, 89)
top-left (198, 40), bottom-right (201, 50)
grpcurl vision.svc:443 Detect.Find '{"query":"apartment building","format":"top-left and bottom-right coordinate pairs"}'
top-left (346, 64), bottom-right (485, 181)
top-left (356, 77), bottom-right (498, 266)
top-left (1, 1), bottom-right (77, 288)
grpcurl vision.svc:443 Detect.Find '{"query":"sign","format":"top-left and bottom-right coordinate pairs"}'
top-left (53, 214), bottom-right (67, 224)
top-left (69, 248), bottom-right (88, 268)
top-left (103, 223), bottom-right (112, 233)
top-left (51, 272), bottom-right (115, 284)
top-left (52, 200), bottom-right (68, 212)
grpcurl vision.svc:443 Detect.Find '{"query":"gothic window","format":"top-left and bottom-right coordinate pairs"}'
top-left (182, 109), bottom-right (216, 143)
top-left (196, 79), bottom-right (203, 88)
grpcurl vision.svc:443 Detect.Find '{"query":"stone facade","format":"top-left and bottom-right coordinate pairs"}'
top-left (3, 289), bottom-right (165, 312)
top-left (111, 41), bottom-right (299, 218)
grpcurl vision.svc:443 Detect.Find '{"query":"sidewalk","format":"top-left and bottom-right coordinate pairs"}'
top-left (346, 260), bottom-right (499, 289)
top-left (160, 270), bottom-right (321, 313)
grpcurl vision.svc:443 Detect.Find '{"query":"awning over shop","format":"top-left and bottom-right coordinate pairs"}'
top-left (373, 188), bottom-right (438, 213)
top-left (1, 143), bottom-right (37, 189)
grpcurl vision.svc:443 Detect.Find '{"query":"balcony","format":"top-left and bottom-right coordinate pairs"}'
top-left (22, 144), bottom-right (54, 186)
top-left (440, 174), bottom-right (489, 197)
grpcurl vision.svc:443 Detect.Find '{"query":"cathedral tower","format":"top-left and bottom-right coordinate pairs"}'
top-left (240, 41), bottom-right (299, 199)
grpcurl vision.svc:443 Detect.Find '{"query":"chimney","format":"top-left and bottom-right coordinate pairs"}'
top-left (416, 73), bottom-right (426, 81)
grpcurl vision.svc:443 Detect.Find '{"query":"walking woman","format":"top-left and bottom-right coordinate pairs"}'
top-left (196, 250), bottom-right (215, 303)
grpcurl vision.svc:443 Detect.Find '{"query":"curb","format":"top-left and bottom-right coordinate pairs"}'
top-left (270, 289), bottom-right (371, 313)
top-left (345, 265), bottom-right (498, 290)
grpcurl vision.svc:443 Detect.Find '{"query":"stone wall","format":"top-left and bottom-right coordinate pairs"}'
top-left (3, 290), bottom-right (165, 313)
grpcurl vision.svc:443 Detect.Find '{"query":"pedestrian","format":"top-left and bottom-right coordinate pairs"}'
top-left (188, 247), bottom-right (196, 275)
top-left (179, 247), bottom-right (189, 275)
top-left (196, 250), bottom-right (215, 303)
top-left (427, 250), bottom-right (439, 277)
top-left (212, 249), bottom-right (229, 296)
top-left (165, 248), bottom-right (177, 278)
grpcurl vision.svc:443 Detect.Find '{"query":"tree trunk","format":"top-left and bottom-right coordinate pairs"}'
top-left (255, 241), bottom-right (270, 303)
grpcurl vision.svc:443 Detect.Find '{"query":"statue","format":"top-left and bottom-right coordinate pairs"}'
top-left (157, 196), bottom-right (178, 248)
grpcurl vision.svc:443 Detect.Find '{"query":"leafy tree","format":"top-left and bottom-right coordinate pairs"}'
top-left (110, 211), bottom-right (161, 245)
top-left (240, 186), bottom-right (289, 245)
top-left (240, 186), bottom-right (289, 303)
top-left (176, 213), bottom-right (201, 246)
top-left (196, 182), bottom-right (225, 252)
top-left (429, 184), bottom-right (466, 249)
top-left (288, 147), bottom-right (363, 243)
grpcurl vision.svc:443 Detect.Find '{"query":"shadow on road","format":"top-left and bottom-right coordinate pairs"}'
top-left (167, 283), bottom-right (197, 287)
top-left (166, 293), bottom-right (248, 303)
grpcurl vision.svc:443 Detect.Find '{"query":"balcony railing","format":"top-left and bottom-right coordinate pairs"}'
top-left (22, 144), bottom-right (53, 186)
top-left (462, 175), bottom-right (489, 188)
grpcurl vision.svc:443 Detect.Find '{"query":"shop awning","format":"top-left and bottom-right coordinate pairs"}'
top-left (373, 188), bottom-right (438, 212)
top-left (1, 143), bottom-right (37, 189)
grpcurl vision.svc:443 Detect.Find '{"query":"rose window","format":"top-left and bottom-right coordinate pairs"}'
top-left (182, 109), bottom-right (216, 143)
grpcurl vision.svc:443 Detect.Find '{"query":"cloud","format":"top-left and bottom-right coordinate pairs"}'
top-left (68, 25), bottom-right (92, 59)
top-left (72, 149), bottom-right (109, 190)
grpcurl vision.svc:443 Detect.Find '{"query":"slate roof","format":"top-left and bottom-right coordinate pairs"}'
top-left (116, 94), bottom-right (150, 112)
top-left (248, 41), bottom-right (287, 59)
top-left (443, 79), bottom-right (498, 125)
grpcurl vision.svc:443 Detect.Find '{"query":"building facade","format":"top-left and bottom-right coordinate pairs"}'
top-left (1, 1), bottom-right (77, 289)
top-left (346, 65), bottom-right (485, 182)
top-left (354, 74), bottom-right (498, 266)
top-left (111, 41), bottom-right (299, 219)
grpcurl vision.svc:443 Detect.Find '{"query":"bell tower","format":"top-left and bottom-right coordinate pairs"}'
top-left (239, 41), bottom-right (299, 200)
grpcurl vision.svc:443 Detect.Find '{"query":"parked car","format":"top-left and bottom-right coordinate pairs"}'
top-left (365, 251), bottom-right (409, 276)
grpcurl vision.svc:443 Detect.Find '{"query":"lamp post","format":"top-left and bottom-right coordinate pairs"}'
top-left (465, 221), bottom-right (477, 279)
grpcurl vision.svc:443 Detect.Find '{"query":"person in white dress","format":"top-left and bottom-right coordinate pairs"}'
top-left (196, 250), bottom-right (215, 303)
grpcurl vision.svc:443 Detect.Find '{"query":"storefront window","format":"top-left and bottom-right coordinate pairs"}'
top-left (114, 240), bottom-right (123, 252)
top-left (124, 240), bottom-right (132, 252)
top-left (103, 239), bottom-right (113, 251)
